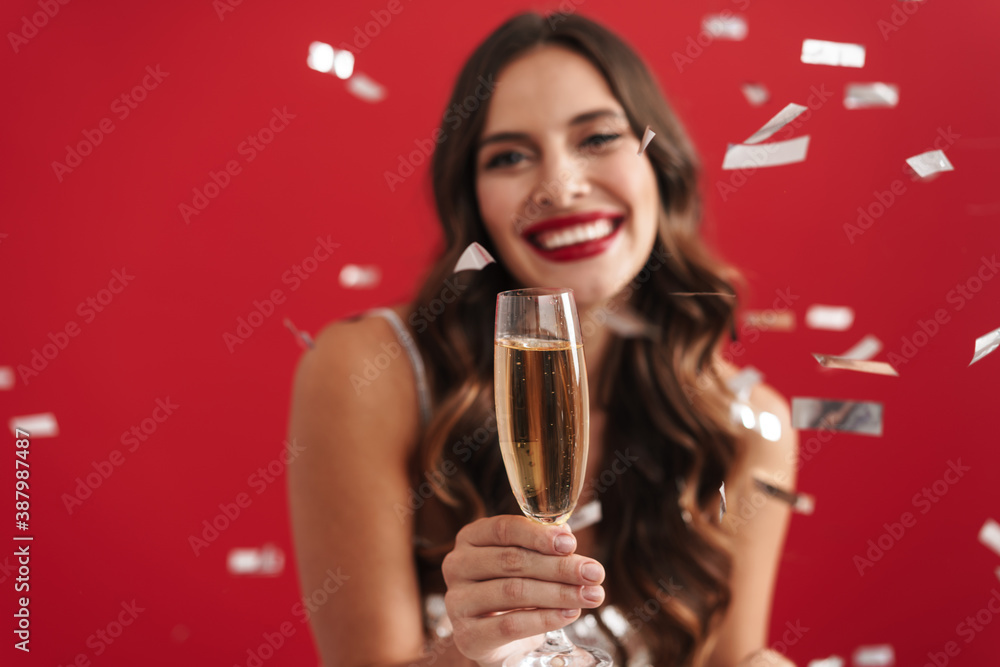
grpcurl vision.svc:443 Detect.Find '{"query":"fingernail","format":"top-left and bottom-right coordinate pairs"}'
top-left (582, 562), bottom-right (603, 583)
top-left (582, 586), bottom-right (604, 602)
top-left (562, 608), bottom-right (580, 618)
top-left (554, 533), bottom-right (576, 554)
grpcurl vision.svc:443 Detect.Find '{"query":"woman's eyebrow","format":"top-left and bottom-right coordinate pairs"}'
top-left (477, 109), bottom-right (627, 151)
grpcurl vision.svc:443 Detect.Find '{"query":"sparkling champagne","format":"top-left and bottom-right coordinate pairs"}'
top-left (494, 337), bottom-right (589, 524)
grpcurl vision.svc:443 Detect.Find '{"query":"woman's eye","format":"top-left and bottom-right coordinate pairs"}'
top-left (485, 151), bottom-right (526, 169)
top-left (582, 133), bottom-right (622, 152)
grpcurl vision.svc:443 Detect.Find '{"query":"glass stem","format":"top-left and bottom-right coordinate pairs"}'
top-left (540, 628), bottom-right (575, 652)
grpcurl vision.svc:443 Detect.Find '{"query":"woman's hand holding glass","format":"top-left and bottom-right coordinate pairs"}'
top-left (442, 515), bottom-right (605, 667)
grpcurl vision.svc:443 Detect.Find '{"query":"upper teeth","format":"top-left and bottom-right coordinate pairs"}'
top-left (536, 219), bottom-right (615, 250)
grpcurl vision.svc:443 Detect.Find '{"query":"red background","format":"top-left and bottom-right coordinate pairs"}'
top-left (2, 0), bottom-right (999, 665)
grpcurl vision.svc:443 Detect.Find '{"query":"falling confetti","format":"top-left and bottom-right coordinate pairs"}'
top-left (807, 656), bottom-right (844, 667)
top-left (906, 150), bottom-right (954, 178)
top-left (453, 242), bottom-right (496, 273)
top-left (283, 318), bottom-right (315, 350)
top-left (852, 644), bottom-right (895, 666)
top-left (722, 136), bottom-right (810, 170)
top-left (801, 39), bottom-right (866, 68)
top-left (839, 334), bottom-right (883, 360)
top-left (726, 366), bottom-right (763, 401)
top-left (0, 366), bottom-right (13, 390)
top-left (812, 353), bottom-right (899, 377)
top-left (743, 310), bottom-right (796, 331)
top-left (638, 125), bottom-right (655, 155)
top-left (339, 264), bottom-right (381, 288)
top-left (791, 397), bottom-right (883, 436)
top-left (347, 72), bottom-right (386, 103)
top-left (968, 326), bottom-right (1000, 365)
top-left (669, 291), bottom-right (736, 297)
top-left (979, 518), bottom-right (1000, 557)
top-left (844, 83), bottom-right (899, 109)
top-left (702, 14), bottom-right (748, 40)
top-left (805, 304), bottom-right (854, 331)
top-left (227, 544), bottom-right (285, 576)
top-left (9, 413), bottom-right (59, 438)
top-left (740, 82), bottom-right (770, 107)
top-left (568, 499), bottom-right (603, 531)
top-left (753, 478), bottom-right (815, 514)
top-left (743, 103), bottom-right (808, 145)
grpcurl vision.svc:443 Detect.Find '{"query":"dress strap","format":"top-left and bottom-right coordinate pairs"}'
top-left (365, 308), bottom-right (432, 427)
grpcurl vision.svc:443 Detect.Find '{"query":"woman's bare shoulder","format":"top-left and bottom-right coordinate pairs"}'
top-left (290, 303), bottom-right (423, 451)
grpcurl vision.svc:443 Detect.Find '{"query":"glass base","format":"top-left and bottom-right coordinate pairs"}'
top-left (503, 643), bottom-right (613, 667)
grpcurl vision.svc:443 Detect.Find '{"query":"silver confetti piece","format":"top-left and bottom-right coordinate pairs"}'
top-left (812, 353), bottom-right (899, 377)
top-left (805, 304), bottom-right (854, 331)
top-left (346, 72), bottom-right (386, 103)
top-left (979, 518), bottom-right (1000, 557)
top-left (801, 39), bottom-right (866, 68)
top-left (839, 334), bottom-right (883, 360)
top-left (339, 264), bottom-right (381, 288)
top-left (906, 150), bottom-right (954, 178)
top-left (844, 83), bottom-right (899, 109)
top-left (741, 82), bottom-right (770, 107)
top-left (969, 326), bottom-right (1000, 366)
top-left (453, 242), bottom-right (496, 273)
top-left (753, 478), bottom-right (815, 515)
top-left (638, 125), bottom-right (655, 155)
top-left (722, 136), bottom-right (810, 170)
top-left (791, 397), bottom-right (884, 436)
top-left (743, 103), bottom-right (808, 145)
top-left (726, 365), bottom-right (763, 402)
top-left (283, 318), bottom-right (315, 350)
top-left (702, 14), bottom-right (747, 41)
top-left (852, 644), bottom-right (895, 667)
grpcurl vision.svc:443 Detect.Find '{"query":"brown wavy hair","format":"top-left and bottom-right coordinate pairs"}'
top-left (406, 11), bottom-right (745, 666)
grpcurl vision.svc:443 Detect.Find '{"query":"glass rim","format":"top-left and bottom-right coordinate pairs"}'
top-left (497, 287), bottom-right (574, 298)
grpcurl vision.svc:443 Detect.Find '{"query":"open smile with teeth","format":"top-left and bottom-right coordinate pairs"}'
top-left (531, 218), bottom-right (622, 250)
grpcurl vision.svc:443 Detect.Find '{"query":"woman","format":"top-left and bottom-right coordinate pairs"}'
top-left (287, 11), bottom-right (799, 667)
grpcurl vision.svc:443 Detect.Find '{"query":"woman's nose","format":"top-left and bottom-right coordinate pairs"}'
top-left (529, 153), bottom-right (592, 210)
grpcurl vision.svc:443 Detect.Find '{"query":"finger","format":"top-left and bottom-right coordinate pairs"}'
top-left (462, 547), bottom-right (605, 585)
top-left (459, 515), bottom-right (576, 555)
top-left (460, 607), bottom-right (582, 647)
top-left (454, 577), bottom-right (604, 617)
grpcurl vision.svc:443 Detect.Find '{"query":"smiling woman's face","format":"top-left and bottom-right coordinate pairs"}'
top-left (475, 45), bottom-right (662, 309)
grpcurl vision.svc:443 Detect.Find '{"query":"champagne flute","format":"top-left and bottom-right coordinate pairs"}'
top-left (494, 288), bottom-right (613, 667)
